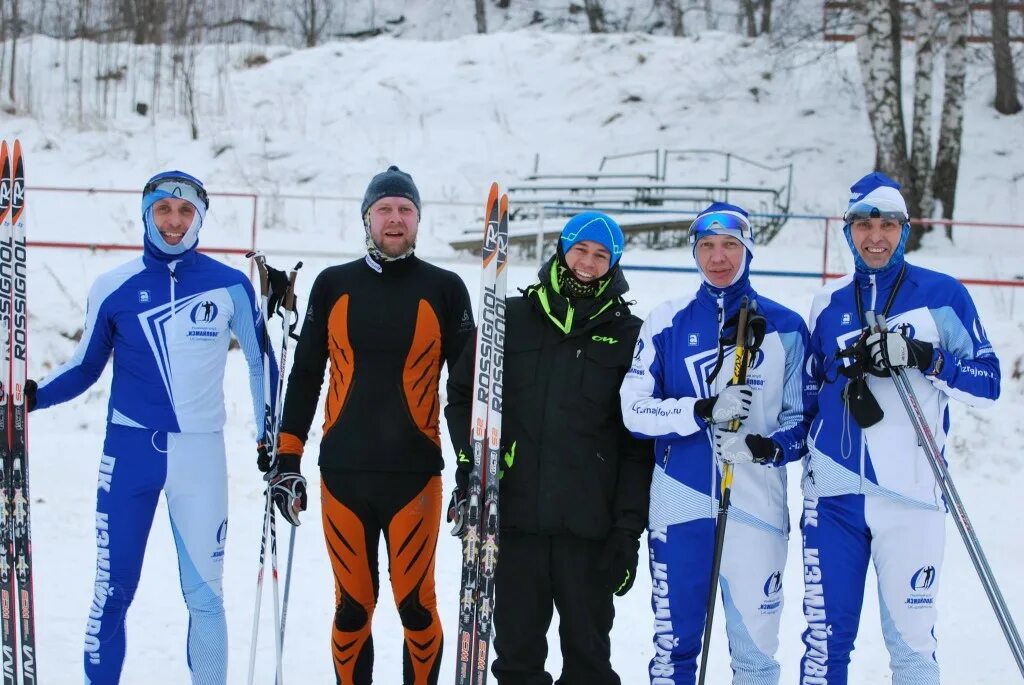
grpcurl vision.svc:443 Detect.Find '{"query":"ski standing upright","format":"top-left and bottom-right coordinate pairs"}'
top-left (455, 184), bottom-right (508, 685)
top-left (0, 138), bottom-right (36, 685)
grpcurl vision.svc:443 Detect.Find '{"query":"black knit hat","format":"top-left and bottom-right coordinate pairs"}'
top-left (360, 165), bottom-right (421, 220)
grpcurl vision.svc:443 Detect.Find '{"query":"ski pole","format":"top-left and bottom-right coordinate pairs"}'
top-left (869, 312), bottom-right (1024, 678)
top-left (246, 253), bottom-right (301, 685)
top-left (697, 296), bottom-right (750, 685)
top-left (273, 264), bottom-right (301, 685)
top-left (247, 250), bottom-right (276, 685)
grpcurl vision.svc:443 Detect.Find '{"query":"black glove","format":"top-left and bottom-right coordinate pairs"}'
top-left (256, 442), bottom-right (272, 473)
top-left (721, 307), bottom-right (767, 352)
top-left (447, 487), bottom-right (468, 537)
top-left (265, 264), bottom-right (299, 338)
top-left (600, 528), bottom-right (640, 597)
top-left (866, 331), bottom-right (934, 374)
top-left (694, 384), bottom-right (753, 426)
top-left (268, 453), bottom-right (307, 527)
top-left (714, 429), bottom-right (783, 466)
top-left (24, 379), bottom-right (37, 412)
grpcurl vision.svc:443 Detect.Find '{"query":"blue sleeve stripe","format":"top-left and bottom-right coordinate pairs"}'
top-left (228, 283), bottom-right (268, 439)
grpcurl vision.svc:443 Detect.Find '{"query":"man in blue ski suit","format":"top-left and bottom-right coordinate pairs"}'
top-left (798, 172), bottom-right (1001, 684)
top-left (620, 203), bottom-right (816, 684)
top-left (26, 171), bottom-right (272, 684)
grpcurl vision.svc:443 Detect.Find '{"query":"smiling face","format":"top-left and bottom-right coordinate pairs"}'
top-left (152, 198), bottom-right (197, 246)
top-left (367, 196), bottom-right (419, 257)
top-left (695, 234), bottom-right (745, 288)
top-left (564, 240), bottom-right (612, 282)
top-left (850, 216), bottom-right (903, 270)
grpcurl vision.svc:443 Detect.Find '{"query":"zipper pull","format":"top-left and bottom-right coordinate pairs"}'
top-left (577, 349), bottom-right (582, 359)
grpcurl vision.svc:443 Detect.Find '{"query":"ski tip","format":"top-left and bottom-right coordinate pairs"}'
top-left (499, 193), bottom-right (509, 214)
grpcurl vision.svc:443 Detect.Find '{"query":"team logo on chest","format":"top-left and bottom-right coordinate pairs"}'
top-left (190, 300), bottom-right (219, 324)
top-left (187, 299), bottom-right (221, 341)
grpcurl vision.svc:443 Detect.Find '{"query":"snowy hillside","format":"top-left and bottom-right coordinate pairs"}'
top-left (4, 25), bottom-right (1024, 684)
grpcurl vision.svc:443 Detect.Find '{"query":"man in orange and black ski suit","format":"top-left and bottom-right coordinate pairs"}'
top-left (276, 166), bottom-right (474, 684)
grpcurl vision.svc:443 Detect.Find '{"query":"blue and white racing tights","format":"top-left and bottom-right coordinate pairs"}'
top-left (799, 493), bottom-right (945, 685)
top-left (84, 424), bottom-right (228, 685)
top-left (648, 517), bottom-right (788, 685)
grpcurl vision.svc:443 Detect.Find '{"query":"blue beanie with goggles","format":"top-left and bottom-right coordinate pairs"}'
top-left (842, 171), bottom-right (910, 274)
top-left (559, 211), bottom-right (625, 266)
top-left (141, 170), bottom-right (208, 256)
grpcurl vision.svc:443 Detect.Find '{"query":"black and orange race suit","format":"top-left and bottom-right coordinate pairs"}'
top-left (279, 254), bottom-right (473, 684)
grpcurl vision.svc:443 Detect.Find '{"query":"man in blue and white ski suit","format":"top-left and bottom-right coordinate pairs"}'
top-left (799, 172), bottom-right (1000, 685)
top-left (620, 203), bottom-right (815, 685)
top-left (29, 171), bottom-right (271, 684)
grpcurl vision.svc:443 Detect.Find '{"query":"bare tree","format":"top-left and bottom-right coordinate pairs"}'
top-left (582, 0), bottom-right (606, 33)
top-left (991, 0), bottom-right (1022, 114)
top-left (293, 0), bottom-right (334, 47)
top-left (475, 0), bottom-right (487, 34)
top-left (667, 0), bottom-right (684, 36)
top-left (909, 0), bottom-right (937, 223)
top-left (933, 1), bottom-right (969, 237)
top-left (760, 0), bottom-right (772, 34)
top-left (8, 0), bottom-right (20, 103)
top-left (741, 0), bottom-right (756, 36)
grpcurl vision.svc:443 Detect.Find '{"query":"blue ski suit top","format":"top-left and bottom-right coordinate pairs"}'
top-left (620, 276), bottom-right (816, 536)
top-left (34, 238), bottom-right (269, 438)
top-left (806, 262), bottom-right (1000, 508)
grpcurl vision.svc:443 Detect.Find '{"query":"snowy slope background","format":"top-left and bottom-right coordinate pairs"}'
top-left (3, 23), bottom-right (1024, 684)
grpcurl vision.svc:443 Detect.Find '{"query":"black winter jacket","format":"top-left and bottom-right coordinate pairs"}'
top-left (445, 257), bottom-right (652, 540)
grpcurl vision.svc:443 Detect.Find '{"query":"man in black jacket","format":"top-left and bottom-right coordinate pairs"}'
top-left (446, 211), bottom-right (652, 685)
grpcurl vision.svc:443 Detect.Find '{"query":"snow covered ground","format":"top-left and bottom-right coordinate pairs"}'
top-left (6, 24), bottom-right (1024, 685)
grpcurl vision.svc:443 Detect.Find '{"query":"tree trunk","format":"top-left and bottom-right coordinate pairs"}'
top-left (8, 0), bottom-right (19, 104)
top-left (761, 0), bottom-right (772, 34)
top-left (933, 0), bottom-right (969, 238)
top-left (909, 0), bottom-right (936, 229)
top-left (704, 0), bottom-right (715, 30)
top-left (583, 0), bottom-right (606, 33)
top-left (742, 0), bottom-right (757, 37)
top-left (665, 0), bottom-right (684, 36)
top-left (992, 0), bottom-right (1022, 114)
top-left (854, 0), bottom-right (914, 211)
top-left (475, 0), bottom-right (487, 34)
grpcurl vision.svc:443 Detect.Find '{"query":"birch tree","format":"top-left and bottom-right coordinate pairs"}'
top-left (909, 0), bottom-right (937, 224)
top-left (853, 0), bottom-right (912, 209)
top-left (933, 1), bottom-right (969, 237)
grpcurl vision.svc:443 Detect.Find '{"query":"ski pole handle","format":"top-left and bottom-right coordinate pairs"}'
top-left (726, 296), bottom-right (751, 433)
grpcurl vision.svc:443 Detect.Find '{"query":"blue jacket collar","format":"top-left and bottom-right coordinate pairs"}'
top-left (143, 236), bottom-right (198, 269)
top-left (695, 275), bottom-right (756, 318)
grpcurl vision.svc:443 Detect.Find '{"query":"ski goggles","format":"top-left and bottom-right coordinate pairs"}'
top-left (687, 211), bottom-right (754, 245)
top-left (143, 175), bottom-right (210, 210)
top-left (843, 200), bottom-right (908, 224)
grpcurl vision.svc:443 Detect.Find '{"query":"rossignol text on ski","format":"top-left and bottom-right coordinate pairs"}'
top-left (0, 138), bottom-right (37, 685)
top-left (455, 183), bottom-right (508, 685)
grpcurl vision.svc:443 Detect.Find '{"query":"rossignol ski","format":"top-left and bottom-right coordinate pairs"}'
top-left (455, 184), bottom-right (508, 685)
top-left (0, 138), bottom-right (36, 685)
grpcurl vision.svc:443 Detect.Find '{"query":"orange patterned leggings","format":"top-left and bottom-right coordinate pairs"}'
top-left (320, 469), bottom-right (443, 685)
